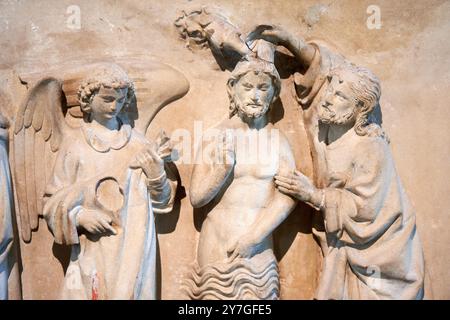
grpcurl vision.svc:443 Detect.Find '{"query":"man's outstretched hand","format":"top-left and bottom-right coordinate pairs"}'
top-left (246, 24), bottom-right (292, 47)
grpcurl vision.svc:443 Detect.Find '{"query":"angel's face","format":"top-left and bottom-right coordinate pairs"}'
top-left (90, 86), bottom-right (128, 122)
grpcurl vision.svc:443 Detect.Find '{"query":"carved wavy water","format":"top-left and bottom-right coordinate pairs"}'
top-left (184, 257), bottom-right (279, 300)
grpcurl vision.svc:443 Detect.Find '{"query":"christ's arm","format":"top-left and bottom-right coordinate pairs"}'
top-left (190, 132), bottom-right (235, 208)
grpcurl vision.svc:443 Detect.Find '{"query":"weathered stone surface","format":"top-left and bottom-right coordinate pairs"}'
top-left (0, 0), bottom-right (448, 299)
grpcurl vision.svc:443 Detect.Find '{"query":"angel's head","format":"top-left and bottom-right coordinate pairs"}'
top-left (78, 64), bottom-right (135, 124)
top-left (227, 56), bottom-right (281, 120)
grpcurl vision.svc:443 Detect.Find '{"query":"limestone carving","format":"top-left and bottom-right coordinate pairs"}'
top-left (11, 62), bottom-right (189, 299)
top-left (175, 6), bottom-right (249, 57)
top-left (0, 110), bottom-right (14, 299)
top-left (248, 25), bottom-right (425, 299)
top-left (177, 10), bottom-right (298, 298)
top-left (185, 54), bottom-right (297, 299)
top-left (0, 2), bottom-right (437, 301)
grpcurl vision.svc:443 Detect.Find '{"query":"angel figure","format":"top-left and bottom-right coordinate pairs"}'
top-left (12, 63), bottom-right (187, 299)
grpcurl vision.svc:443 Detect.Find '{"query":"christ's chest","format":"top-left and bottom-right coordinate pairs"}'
top-left (233, 149), bottom-right (279, 179)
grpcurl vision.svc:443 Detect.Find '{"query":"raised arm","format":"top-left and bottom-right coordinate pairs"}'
top-left (190, 132), bottom-right (235, 208)
top-left (147, 162), bottom-right (178, 214)
top-left (246, 25), bottom-right (316, 68)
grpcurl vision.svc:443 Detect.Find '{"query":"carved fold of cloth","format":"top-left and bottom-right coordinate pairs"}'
top-left (43, 125), bottom-right (176, 300)
top-left (295, 42), bottom-right (424, 299)
top-left (0, 133), bottom-right (14, 300)
top-left (185, 250), bottom-right (279, 300)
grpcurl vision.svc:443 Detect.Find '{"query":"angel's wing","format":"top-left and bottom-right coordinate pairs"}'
top-left (39, 61), bottom-right (190, 136)
top-left (116, 60), bottom-right (190, 135)
top-left (12, 77), bottom-right (70, 242)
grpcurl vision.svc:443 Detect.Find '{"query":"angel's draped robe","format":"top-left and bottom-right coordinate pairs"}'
top-left (43, 123), bottom-right (175, 300)
top-left (0, 128), bottom-right (14, 300)
top-left (295, 42), bottom-right (424, 299)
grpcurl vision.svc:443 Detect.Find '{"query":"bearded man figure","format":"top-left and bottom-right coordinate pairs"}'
top-left (248, 25), bottom-right (425, 300)
top-left (186, 55), bottom-right (297, 300)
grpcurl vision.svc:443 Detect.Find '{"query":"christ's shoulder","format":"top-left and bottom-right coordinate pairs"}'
top-left (277, 129), bottom-right (296, 170)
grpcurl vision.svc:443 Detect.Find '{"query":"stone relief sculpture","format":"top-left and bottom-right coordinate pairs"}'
top-left (176, 5), bottom-right (425, 299)
top-left (174, 6), bottom-right (248, 55)
top-left (0, 3), bottom-right (432, 301)
top-left (186, 54), bottom-right (297, 300)
top-left (176, 9), bottom-right (297, 300)
top-left (175, 6), bottom-right (251, 70)
top-left (0, 110), bottom-right (14, 300)
top-left (11, 62), bottom-right (189, 299)
top-left (248, 25), bottom-right (425, 299)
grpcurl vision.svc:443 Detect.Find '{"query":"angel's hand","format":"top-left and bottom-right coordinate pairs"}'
top-left (156, 130), bottom-right (173, 161)
top-left (135, 145), bottom-right (165, 179)
top-left (76, 209), bottom-right (117, 235)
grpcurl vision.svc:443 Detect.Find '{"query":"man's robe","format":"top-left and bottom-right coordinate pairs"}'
top-left (294, 42), bottom-right (424, 299)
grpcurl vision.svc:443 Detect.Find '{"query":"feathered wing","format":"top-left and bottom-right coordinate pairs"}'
top-left (18, 61), bottom-right (190, 137)
top-left (12, 77), bottom-right (70, 242)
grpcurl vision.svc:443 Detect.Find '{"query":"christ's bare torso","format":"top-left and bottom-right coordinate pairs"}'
top-left (197, 124), bottom-right (285, 266)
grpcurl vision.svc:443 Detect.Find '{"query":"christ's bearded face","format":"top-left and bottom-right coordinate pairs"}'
top-left (318, 74), bottom-right (358, 125)
top-left (233, 71), bottom-right (275, 119)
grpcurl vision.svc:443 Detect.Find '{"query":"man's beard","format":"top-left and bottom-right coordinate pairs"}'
top-left (235, 101), bottom-right (270, 119)
top-left (318, 107), bottom-right (356, 125)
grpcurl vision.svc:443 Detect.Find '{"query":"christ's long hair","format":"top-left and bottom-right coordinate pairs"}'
top-left (227, 56), bottom-right (281, 118)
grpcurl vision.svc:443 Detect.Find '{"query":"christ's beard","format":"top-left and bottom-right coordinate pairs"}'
top-left (318, 107), bottom-right (356, 125)
top-left (235, 101), bottom-right (270, 119)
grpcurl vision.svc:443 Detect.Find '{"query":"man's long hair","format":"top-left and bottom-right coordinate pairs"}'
top-left (227, 56), bottom-right (281, 118)
top-left (330, 63), bottom-right (388, 141)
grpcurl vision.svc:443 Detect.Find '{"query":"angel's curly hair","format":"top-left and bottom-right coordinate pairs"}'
top-left (77, 64), bottom-right (135, 115)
